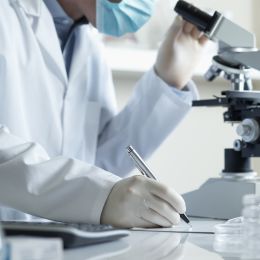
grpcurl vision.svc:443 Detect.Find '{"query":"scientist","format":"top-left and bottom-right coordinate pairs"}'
top-left (0, 0), bottom-right (207, 228)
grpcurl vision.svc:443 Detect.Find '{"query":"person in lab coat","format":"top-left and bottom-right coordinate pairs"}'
top-left (0, 0), bottom-right (207, 228)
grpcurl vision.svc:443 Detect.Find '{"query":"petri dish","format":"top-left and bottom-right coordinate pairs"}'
top-left (213, 223), bottom-right (243, 256)
top-left (243, 194), bottom-right (260, 207)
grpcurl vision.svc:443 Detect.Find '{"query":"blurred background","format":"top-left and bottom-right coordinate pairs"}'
top-left (103, 0), bottom-right (260, 195)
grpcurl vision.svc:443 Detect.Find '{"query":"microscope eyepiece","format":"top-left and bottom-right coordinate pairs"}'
top-left (174, 0), bottom-right (220, 33)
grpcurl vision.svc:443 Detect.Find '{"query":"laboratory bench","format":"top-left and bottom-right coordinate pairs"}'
top-left (64, 218), bottom-right (242, 260)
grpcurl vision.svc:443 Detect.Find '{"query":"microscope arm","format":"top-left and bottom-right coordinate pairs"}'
top-left (207, 16), bottom-right (256, 49)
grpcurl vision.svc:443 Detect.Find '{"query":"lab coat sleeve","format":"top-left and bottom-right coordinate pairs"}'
top-left (0, 126), bottom-right (120, 224)
top-left (96, 68), bottom-right (198, 176)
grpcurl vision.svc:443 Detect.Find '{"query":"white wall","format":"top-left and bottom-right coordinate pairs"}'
top-left (253, 0), bottom-right (260, 44)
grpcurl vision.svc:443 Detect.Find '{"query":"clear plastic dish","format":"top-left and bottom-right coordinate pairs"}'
top-left (243, 194), bottom-right (260, 206)
top-left (213, 223), bottom-right (243, 255)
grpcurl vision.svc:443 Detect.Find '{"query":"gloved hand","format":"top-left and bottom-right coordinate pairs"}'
top-left (154, 16), bottom-right (208, 89)
top-left (100, 175), bottom-right (186, 228)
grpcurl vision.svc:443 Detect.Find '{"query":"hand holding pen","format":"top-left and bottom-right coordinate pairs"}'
top-left (101, 146), bottom-right (189, 228)
top-left (127, 145), bottom-right (191, 227)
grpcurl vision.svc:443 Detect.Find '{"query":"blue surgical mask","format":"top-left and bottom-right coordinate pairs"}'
top-left (96, 0), bottom-right (155, 37)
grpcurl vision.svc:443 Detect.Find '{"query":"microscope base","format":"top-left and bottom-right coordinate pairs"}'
top-left (183, 178), bottom-right (260, 219)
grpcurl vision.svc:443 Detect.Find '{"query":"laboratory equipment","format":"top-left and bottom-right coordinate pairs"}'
top-left (213, 222), bottom-right (243, 256)
top-left (174, 0), bottom-right (260, 219)
top-left (2, 221), bottom-right (129, 249)
top-left (213, 195), bottom-right (260, 258)
top-left (242, 194), bottom-right (260, 259)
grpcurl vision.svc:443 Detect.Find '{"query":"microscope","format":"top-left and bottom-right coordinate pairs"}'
top-left (174, 1), bottom-right (260, 219)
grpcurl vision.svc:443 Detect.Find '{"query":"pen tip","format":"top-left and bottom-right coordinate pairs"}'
top-left (126, 145), bottom-right (133, 152)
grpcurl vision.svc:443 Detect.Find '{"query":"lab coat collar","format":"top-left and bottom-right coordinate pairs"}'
top-left (34, 6), bottom-right (68, 86)
top-left (10, 0), bottom-right (42, 17)
top-left (10, 0), bottom-right (68, 86)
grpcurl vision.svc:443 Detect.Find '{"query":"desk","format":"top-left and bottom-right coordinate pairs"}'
top-left (64, 218), bottom-right (241, 260)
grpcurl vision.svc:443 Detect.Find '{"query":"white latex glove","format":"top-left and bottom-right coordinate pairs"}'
top-left (155, 16), bottom-right (208, 89)
top-left (100, 175), bottom-right (186, 228)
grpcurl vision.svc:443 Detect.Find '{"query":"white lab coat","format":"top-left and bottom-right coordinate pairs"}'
top-left (0, 0), bottom-right (197, 223)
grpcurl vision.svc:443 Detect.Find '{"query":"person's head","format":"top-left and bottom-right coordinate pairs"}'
top-left (58, 0), bottom-right (155, 37)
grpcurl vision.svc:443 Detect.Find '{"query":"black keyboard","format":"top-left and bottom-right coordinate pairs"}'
top-left (1, 221), bottom-right (130, 249)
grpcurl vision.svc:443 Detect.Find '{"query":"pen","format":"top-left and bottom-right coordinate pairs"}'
top-left (126, 145), bottom-right (191, 227)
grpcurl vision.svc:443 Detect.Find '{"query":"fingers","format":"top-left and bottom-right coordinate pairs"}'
top-left (101, 176), bottom-right (186, 229)
top-left (166, 15), bottom-right (184, 41)
top-left (183, 21), bottom-right (194, 34)
top-left (141, 208), bottom-right (173, 227)
top-left (183, 21), bottom-right (201, 37)
top-left (199, 35), bottom-right (208, 45)
top-left (146, 194), bottom-right (181, 225)
top-left (150, 182), bottom-right (186, 214)
top-left (191, 26), bottom-right (203, 39)
top-left (134, 217), bottom-right (159, 229)
top-left (183, 21), bottom-right (209, 45)
top-left (168, 17), bottom-right (209, 48)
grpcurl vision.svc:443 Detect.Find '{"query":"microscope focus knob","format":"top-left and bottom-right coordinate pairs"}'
top-left (236, 119), bottom-right (260, 143)
top-left (233, 140), bottom-right (243, 151)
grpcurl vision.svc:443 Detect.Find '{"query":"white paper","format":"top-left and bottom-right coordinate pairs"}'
top-left (132, 218), bottom-right (225, 234)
